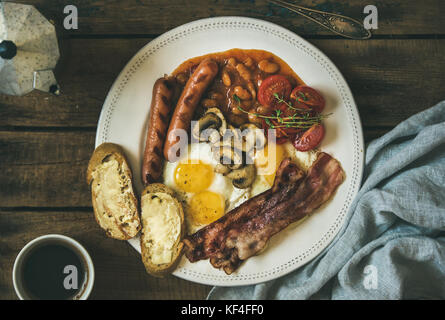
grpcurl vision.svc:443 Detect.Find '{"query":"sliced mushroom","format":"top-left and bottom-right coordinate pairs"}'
top-left (224, 124), bottom-right (241, 141)
top-left (211, 145), bottom-right (243, 170)
top-left (226, 164), bottom-right (256, 189)
top-left (239, 123), bottom-right (266, 152)
top-left (219, 127), bottom-right (244, 152)
top-left (214, 163), bottom-right (230, 175)
top-left (205, 107), bottom-right (227, 135)
top-left (192, 112), bottom-right (222, 143)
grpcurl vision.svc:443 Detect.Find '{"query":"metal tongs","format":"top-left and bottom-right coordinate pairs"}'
top-left (269, 0), bottom-right (372, 40)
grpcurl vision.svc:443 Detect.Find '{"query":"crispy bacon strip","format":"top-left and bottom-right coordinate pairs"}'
top-left (183, 152), bottom-right (345, 274)
top-left (183, 158), bottom-right (305, 262)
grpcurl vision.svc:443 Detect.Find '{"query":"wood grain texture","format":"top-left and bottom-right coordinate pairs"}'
top-left (0, 131), bottom-right (94, 207)
top-left (1, 38), bottom-right (444, 128)
top-left (0, 210), bottom-right (211, 299)
top-left (11, 0), bottom-right (445, 36)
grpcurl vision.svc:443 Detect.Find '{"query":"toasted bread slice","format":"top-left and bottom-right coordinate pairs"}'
top-left (140, 183), bottom-right (185, 277)
top-left (87, 143), bottom-right (141, 240)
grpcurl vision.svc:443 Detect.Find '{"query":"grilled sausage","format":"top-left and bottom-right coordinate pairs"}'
top-left (142, 77), bottom-right (176, 185)
top-left (163, 58), bottom-right (219, 161)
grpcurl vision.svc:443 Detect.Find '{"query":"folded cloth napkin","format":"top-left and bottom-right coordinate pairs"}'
top-left (208, 101), bottom-right (445, 300)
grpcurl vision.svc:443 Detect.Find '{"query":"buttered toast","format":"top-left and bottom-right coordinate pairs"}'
top-left (140, 183), bottom-right (185, 277)
top-left (87, 143), bottom-right (141, 240)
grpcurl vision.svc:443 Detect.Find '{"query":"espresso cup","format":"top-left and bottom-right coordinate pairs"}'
top-left (12, 234), bottom-right (95, 300)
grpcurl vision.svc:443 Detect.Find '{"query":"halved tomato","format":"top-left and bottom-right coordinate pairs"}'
top-left (258, 75), bottom-right (292, 108)
top-left (290, 86), bottom-right (325, 113)
top-left (293, 123), bottom-right (325, 151)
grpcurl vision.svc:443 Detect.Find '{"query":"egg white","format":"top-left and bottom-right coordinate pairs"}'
top-left (284, 142), bottom-right (318, 171)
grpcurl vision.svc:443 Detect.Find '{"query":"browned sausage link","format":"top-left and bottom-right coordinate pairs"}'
top-left (142, 77), bottom-right (176, 185)
top-left (164, 58), bottom-right (219, 161)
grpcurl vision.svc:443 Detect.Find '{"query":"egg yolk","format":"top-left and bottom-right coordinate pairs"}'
top-left (174, 160), bottom-right (214, 193)
top-left (254, 142), bottom-right (288, 186)
top-left (189, 191), bottom-right (225, 225)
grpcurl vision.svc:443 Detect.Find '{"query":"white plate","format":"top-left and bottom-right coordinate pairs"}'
top-left (95, 17), bottom-right (364, 286)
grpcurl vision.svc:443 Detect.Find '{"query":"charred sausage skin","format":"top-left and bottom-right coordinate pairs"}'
top-left (142, 76), bottom-right (176, 185)
top-left (164, 58), bottom-right (219, 161)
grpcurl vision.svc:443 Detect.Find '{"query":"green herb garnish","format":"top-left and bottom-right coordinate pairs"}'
top-left (273, 92), bottom-right (308, 111)
top-left (233, 94), bottom-right (330, 129)
top-left (298, 91), bottom-right (308, 101)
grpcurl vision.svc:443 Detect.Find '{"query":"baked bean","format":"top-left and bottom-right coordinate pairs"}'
top-left (248, 113), bottom-right (263, 126)
top-left (202, 98), bottom-right (219, 108)
top-left (222, 70), bottom-right (232, 87)
top-left (247, 82), bottom-right (256, 100)
top-left (227, 57), bottom-right (237, 67)
top-left (234, 86), bottom-right (251, 100)
top-left (256, 105), bottom-right (270, 115)
top-left (236, 63), bottom-right (251, 81)
top-left (244, 57), bottom-right (254, 68)
top-left (258, 60), bottom-right (279, 73)
top-left (231, 104), bottom-right (244, 115)
top-left (254, 73), bottom-right (264, 88)
top-left (228, 114), bottom-right (247, 127)
top-left (209, 92), bottom-right (224, 100)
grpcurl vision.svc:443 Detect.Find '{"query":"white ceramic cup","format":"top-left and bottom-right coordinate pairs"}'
top-left (12, 234), bottom-right (95, 300)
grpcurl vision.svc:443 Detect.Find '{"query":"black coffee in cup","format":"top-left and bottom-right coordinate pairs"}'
top-left (22, 243), bottom-right (86, 300)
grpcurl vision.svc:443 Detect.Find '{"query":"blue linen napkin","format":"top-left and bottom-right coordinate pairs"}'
top-left (208, 101), bottom-right (445, 300)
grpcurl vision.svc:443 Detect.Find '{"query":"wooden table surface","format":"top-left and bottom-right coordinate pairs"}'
top-left (1, 0), bottom-right (444, 300)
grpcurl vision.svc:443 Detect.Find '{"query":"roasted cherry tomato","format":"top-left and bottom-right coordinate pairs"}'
top-left (276, 102), bottom-right (295, 117)
top-left (290, 86), bottom-right (325, 113)
top-left (293, 123), bottom-right (325, 151)
top-left (274, 126), bottom-right (290, 144)
top-left (258, 75), bottom-right (292, 108)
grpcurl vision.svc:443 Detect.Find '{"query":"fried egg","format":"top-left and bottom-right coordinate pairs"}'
top-left (163, 142), bottom-right (248, 233)
top-left (251, 141), bottom-right (289, 197)
top-left (162, 139), bottom-right (317, 234)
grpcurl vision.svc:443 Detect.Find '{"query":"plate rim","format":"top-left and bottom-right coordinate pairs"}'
top-left (95, 16), bottom-right (364, 287)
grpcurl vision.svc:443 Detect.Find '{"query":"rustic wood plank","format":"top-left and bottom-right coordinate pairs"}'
top-left (1, 38), bottom-right (444, 128)
top-left (13, 0), bottom-right (445, 36)
top-left (313, 39), bottom-right (445, 127)
top-left (0, 210), bottom-right (211, 299)
top-left (0, 131), bottom-right (95, 207)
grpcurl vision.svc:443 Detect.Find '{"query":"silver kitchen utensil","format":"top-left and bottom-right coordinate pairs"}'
top-left (0, 2), bottom-right (60, 96)
top-left (269, 0), bottom-right (372, 40)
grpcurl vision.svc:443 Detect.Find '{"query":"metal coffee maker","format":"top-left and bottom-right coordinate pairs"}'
top-left (0, 2), bottom-right (60, 96)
